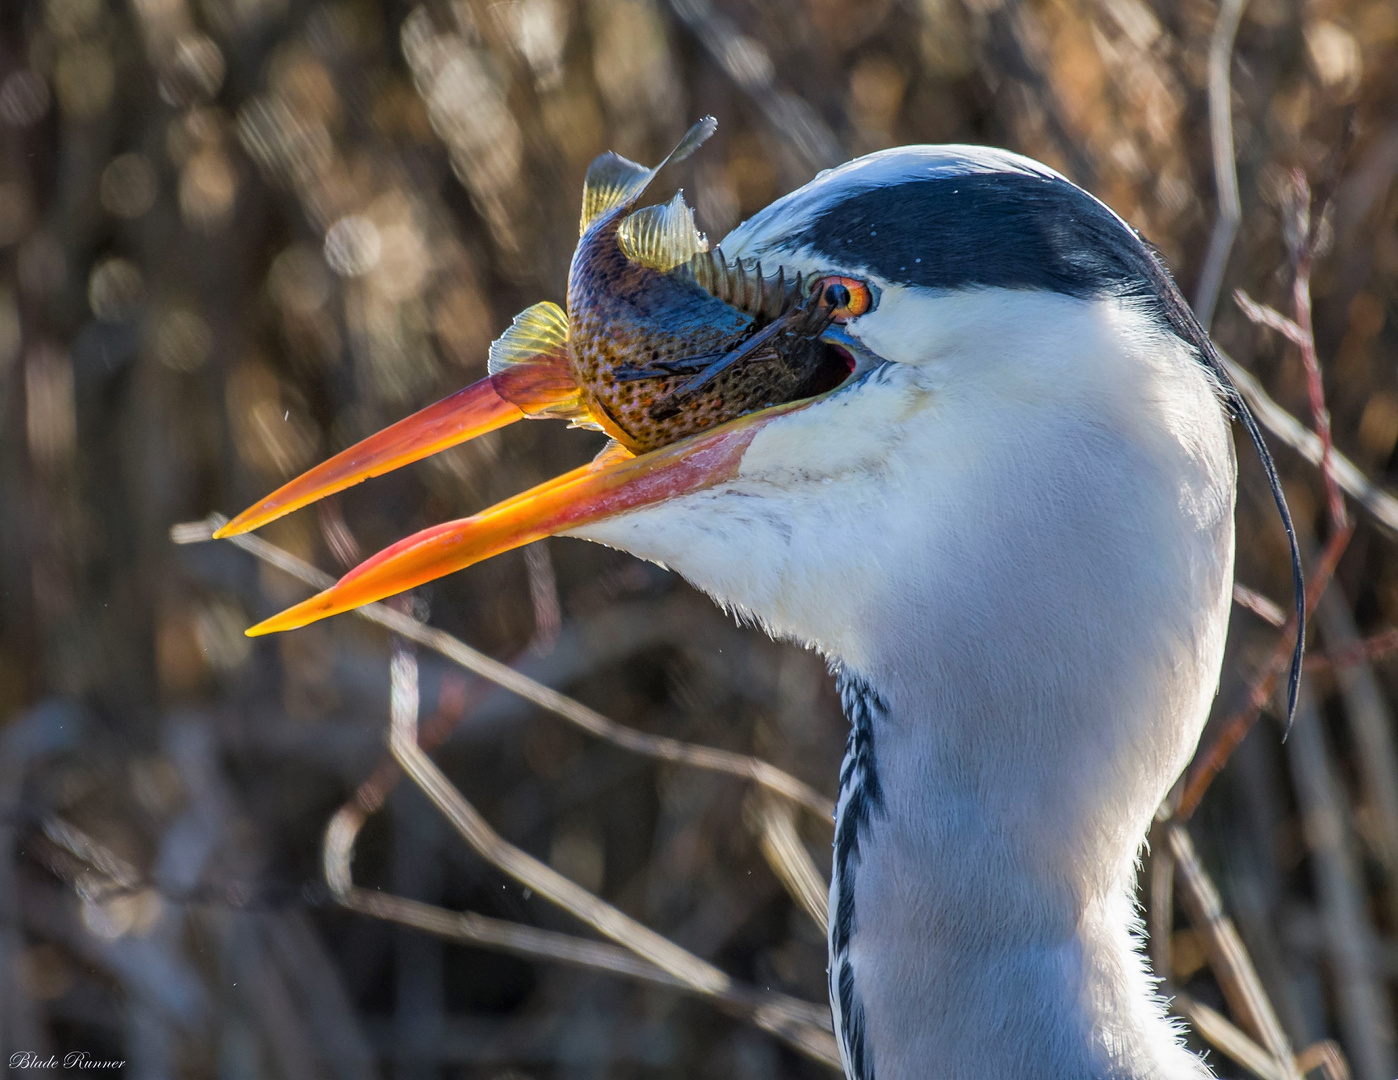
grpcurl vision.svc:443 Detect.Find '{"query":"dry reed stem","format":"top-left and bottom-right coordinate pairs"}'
top-left (1313, 591), bottom-right (1398, 935)
top-left (1193, 0), bottom-right (1248, 329)
top-left (752, 794), bottom-right (830, 933)
top-left (1296, 1040), bottom-right (1354, 1080)
top-left (1167, 822), bottom-right (1301, 1077)
top-left (171, 516), bottom-right (834, 820)
top-left (1285, 688), bottom-right (1396, 1080)
top-left (1173, 992), bottom-right (1298, 1080)
top-left (1234, 583), bottom-right (1288, 627)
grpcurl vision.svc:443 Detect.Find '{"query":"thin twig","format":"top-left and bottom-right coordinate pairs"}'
top-left (1285, 183), bottom-right (1347, 534)
top-left (172, 516), bottom-right (834, 820)
top-left (1234, 285), bottom-right (1346, 535)
top-left (1305, 628), bottom-right (1398, 673)
top-left (1234, 582), bottom-right (1288, 627)
top-left (1217, 353), bottom-right (1398, 535)
top-left (1193, 0), bottom-right (1249, 329)
top-left (1234, 290), bottom-right (1312, 348)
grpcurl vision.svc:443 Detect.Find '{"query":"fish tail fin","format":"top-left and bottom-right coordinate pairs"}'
top-left (580, 116), bottom-right (717, 234)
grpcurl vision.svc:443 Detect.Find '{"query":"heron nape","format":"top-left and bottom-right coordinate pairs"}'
top-left (216, 131), bottom-right (1303, 1080)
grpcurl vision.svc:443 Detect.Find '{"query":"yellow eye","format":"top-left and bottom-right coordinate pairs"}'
top-left (813, 276), bottom-right (874, 322)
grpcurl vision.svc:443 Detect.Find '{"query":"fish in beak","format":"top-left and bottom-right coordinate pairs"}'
top-left (220, 119), bottom-right (874, 636)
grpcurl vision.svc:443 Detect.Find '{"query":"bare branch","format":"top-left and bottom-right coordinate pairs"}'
top-left (1305, 627), bottom-right (1398, 673)
top-left (321, 742), bottom-right (841, 1067)
top-left (173, 517), bottom-right (835, 820)
top-left (1180, 523), bottom-right (1353, 818)
top-left (1296, 1040), bottom-right (1353, 1080)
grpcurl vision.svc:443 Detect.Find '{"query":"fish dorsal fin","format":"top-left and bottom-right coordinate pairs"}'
top-left (618, 193), bottom-right (708, 271)
top-left (579, 116), bottom-right (717, 234)
top-left (487, 301), bottom-right (569, 375)
top-left (677, 247), bottom-right (805, 322)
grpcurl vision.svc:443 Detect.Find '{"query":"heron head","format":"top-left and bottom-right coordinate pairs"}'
top-left (224, 141), bottom-right (1222, 650)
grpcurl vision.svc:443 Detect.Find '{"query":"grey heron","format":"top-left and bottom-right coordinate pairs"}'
top-left (222, 138), bottom-right (1304, 1080)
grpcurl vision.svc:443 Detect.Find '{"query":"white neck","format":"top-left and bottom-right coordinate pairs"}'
top-left (574, 293), bottom-right (1237, 1078)
top-left (828, 664), bottom-right (1212, 1080)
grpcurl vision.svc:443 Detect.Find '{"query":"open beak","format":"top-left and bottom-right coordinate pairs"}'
top-left (243, 398), bottom-right (811, 636)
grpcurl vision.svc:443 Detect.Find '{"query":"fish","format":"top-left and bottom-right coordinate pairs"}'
top-left (550, 115), bottom-right (856, 452)
top-left (215, 119), bottom-right (875, 634)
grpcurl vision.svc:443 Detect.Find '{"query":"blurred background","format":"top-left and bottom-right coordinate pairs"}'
top-left (0, 0), bottom-right (1396, 1076)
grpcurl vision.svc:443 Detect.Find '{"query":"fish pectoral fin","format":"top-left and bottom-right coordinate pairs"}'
top-left (619, 193), bottom-right (708, 271)
top-left (487, 301), bottom-right (591, 425)
top-left (645, 305), bottom-right (833, 420)
top-left (488, 301), bottom-right (570, 375)
top-left (579, 117), bottom-right (717, 234)
top-left (612, 350), bottom-right (727, 382)
top-left (588, 439), bottom-right (636, 471)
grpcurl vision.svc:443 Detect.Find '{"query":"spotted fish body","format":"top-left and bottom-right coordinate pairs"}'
top-left (489, 119), bottom-right (847, 456)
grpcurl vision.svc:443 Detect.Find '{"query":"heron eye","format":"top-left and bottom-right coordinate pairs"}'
top-left (812, 276), bottom-right (873, 322)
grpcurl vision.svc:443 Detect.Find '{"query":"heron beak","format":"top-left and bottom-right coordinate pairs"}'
top-left (213, 362), bottom-right (579, 539)
top-left (243, 398), bottom-right (812, 636)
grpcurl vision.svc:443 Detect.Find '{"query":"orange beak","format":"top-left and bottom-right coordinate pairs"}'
top-left (214, 361), bottom-right (580, 540)
top-left (236, 391), bottom-right (813, 637)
